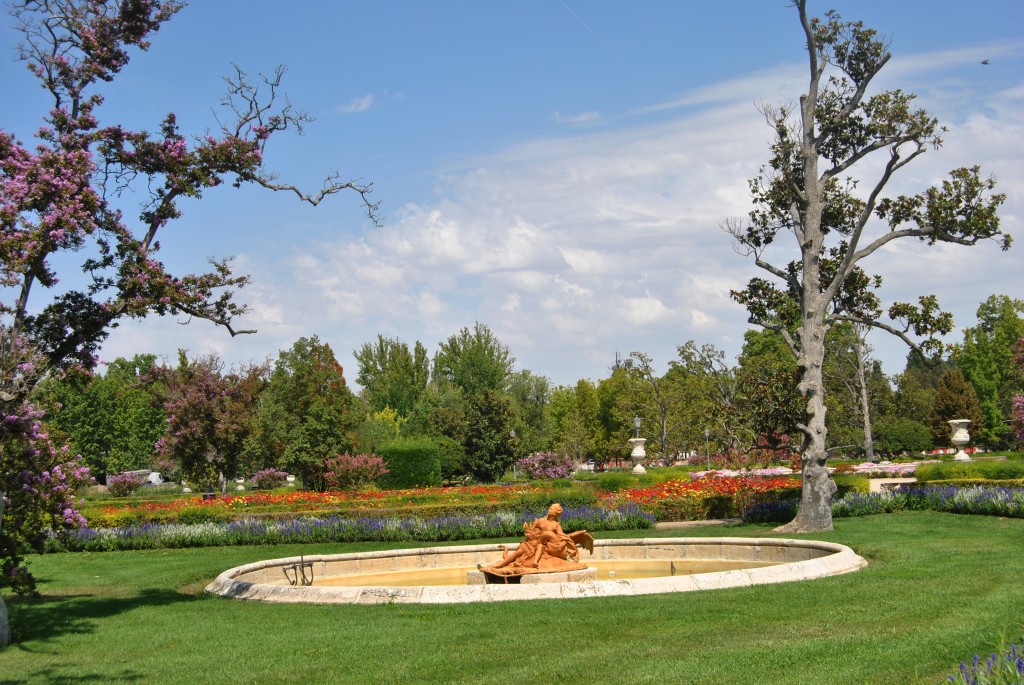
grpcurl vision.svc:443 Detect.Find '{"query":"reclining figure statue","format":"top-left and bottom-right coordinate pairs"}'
top-left (480, 503), bottom-right (594, 578)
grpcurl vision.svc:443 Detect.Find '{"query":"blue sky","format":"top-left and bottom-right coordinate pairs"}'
top-left (3, 1), bottom-right (1022, 387)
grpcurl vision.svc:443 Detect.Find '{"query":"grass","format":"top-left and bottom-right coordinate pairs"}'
top-left (2, 510), bottom-right (1023, 684)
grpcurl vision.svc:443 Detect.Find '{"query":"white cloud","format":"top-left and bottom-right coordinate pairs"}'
top-left (551, 110), bottom-right (602, 127)
top-left (337, 94), bottom-right (375, 113)
top-left (98, 42), bottom-right (1023, 388)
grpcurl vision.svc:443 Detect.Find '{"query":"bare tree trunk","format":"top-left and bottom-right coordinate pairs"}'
top-left (854, 328), bottom-right (875, 461)
top-left (775, 335), bottom-right (837, 533)
top-left (0, 489), bottom-right (9, 648)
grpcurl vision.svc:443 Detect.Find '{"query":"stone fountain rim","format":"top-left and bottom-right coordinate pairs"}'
top-left (205, 536), bottom-right (867, 605)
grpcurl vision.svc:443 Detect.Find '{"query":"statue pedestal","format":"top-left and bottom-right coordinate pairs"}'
top-left (468, 567), bottom-right (597, 585)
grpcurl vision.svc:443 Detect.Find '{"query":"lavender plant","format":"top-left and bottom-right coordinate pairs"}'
top-left (46, 504), bottom-right (655, 552)
top-left (947, 643), bottom-right (1024, 685)
top-left (515, 451), bottom-right (576, 480)
top-left (106, 473), bottom-right (144, 497)
top-left (250, 468), bottom-right (288, 490)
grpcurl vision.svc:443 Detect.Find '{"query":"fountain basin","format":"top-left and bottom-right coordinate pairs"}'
top-left (206, 537), bottom-right (866, 604)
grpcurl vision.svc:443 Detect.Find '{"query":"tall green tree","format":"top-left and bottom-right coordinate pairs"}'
top-left (670, 341), bottom-right (742, 451)
top-left (506, 369), bottom-right (553, 455)
top-left (952, 295), bottom-right (1024, 447)
top-left (893, 351), bottom-right (946, 422)
top-left (39, 355), bottom-right (165, 479)
top-left (929, 369), bottom-right (985, 448)
top-left (254, 337), bottom-right (360, 489)
top-left (353, 335), bottom-right (429, 417)
top-left (432, 323), bottom-right (514, 396)
top-left (463, 390), bottom-right (516, 483)
top-left (548, 380), bottom-right (601, 462)
top-left (620, 352), bottom-right (689, 456)
top-left (728, 2), bottom-right (1008, 532)
top-left (735, 330), bottom-right (802, 452)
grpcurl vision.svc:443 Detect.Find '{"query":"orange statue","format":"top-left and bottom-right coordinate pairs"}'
top-left (481, 503), bottom-right (594, 579)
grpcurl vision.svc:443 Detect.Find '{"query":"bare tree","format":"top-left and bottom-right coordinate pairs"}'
top-left (728, 2), bottom-right (1008, 532)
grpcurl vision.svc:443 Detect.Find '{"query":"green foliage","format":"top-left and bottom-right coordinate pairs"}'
top-left (403, 382), bottom-right (468, 445)
top-left (831, 474), bottom-right (871, 495)
top-left (377, 438), bottom-right (441, 488)
top-left (506, 369), bottom-right (554, 455)
top-left (354, 407), bottom-right (405, 454)
top-left (37, 355), bottom-right (165, 478)
top-left (254, 337), bottom-right (360, 489)
top-left (430, 434), bottom-right (468, 481)
top-left (593, 471), bottom-right (639, 493)
top-left (432, 322), bottom-right (514, 395)
top-left (463, 389), bottom-right (516, 483)
top-left (175, 506), bottom-right (229, 526)
top-left (353, 335), bottom-right (429, 417)
top-left (914, 460), bottom-right (1024, 482)
top-left (735, 330), bottom-right (801, 450)
top-left (548, 380), bottom-right (601, 461)
top-left (952, 295), bottom-right (1024, 448)
top-left (929, 369), bottom-right (985, 447)
top-left (873, 417), bottom-right (933, 456)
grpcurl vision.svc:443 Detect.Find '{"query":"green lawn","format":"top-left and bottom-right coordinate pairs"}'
top-left (2, 511), bottom-right (1022, 684)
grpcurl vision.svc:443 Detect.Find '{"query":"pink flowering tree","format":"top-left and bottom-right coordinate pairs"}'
top-left (150, 352), bottom-right (267, 493)
top-left (0, 0), bottom-right (375, 645)
top-left (0, 329), bottom-right (93, 647)
top-left (1012, 339), bottom-right (1024, 443)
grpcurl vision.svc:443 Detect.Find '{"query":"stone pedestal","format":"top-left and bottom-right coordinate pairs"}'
top-left (467, 567), bottom-right (597, 585)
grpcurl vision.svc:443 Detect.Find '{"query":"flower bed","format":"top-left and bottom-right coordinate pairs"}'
top-left (847, 460), bottom-right (941, 477)
top-left (742, 484), bottom-right (1024, 523)
top-left (46, 504), bottom-right (656, 553)
top-left (85, 484), bottom-right (544, 526)
top-left (602, 476), bottom-right (801, 521)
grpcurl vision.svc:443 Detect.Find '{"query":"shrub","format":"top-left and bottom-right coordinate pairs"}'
top-left (250, 468), bottom-right (289, 489)
top-left (915, 460), bottom-right (1024, 482)
top-left (594, 471), bottom-right (638, 493)
top-left (431, 435), bottom-right (468, 481)
top-left (516, 451), bottom-right (576, 480)
top-left (176, 506), bottom-right (228, 525)
top-left (378, 439), bottom-right (441, 488)
top-left (873, 417), bottom-right (933, 456)
top-left (106, 472), bottom-right (144, 497)
top-left (323, 453), bottom-right (389, 491)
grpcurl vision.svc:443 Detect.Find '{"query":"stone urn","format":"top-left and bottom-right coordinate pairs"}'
top-left (629, 437), bottom-right (648, 475)
top-left (948, 419), bottom-right (972, 461)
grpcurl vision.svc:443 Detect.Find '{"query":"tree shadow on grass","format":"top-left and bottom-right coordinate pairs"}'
top-left (0, 665), bottom-right (146, 685)
top-left (4, 587), bottom-right (201, 646)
